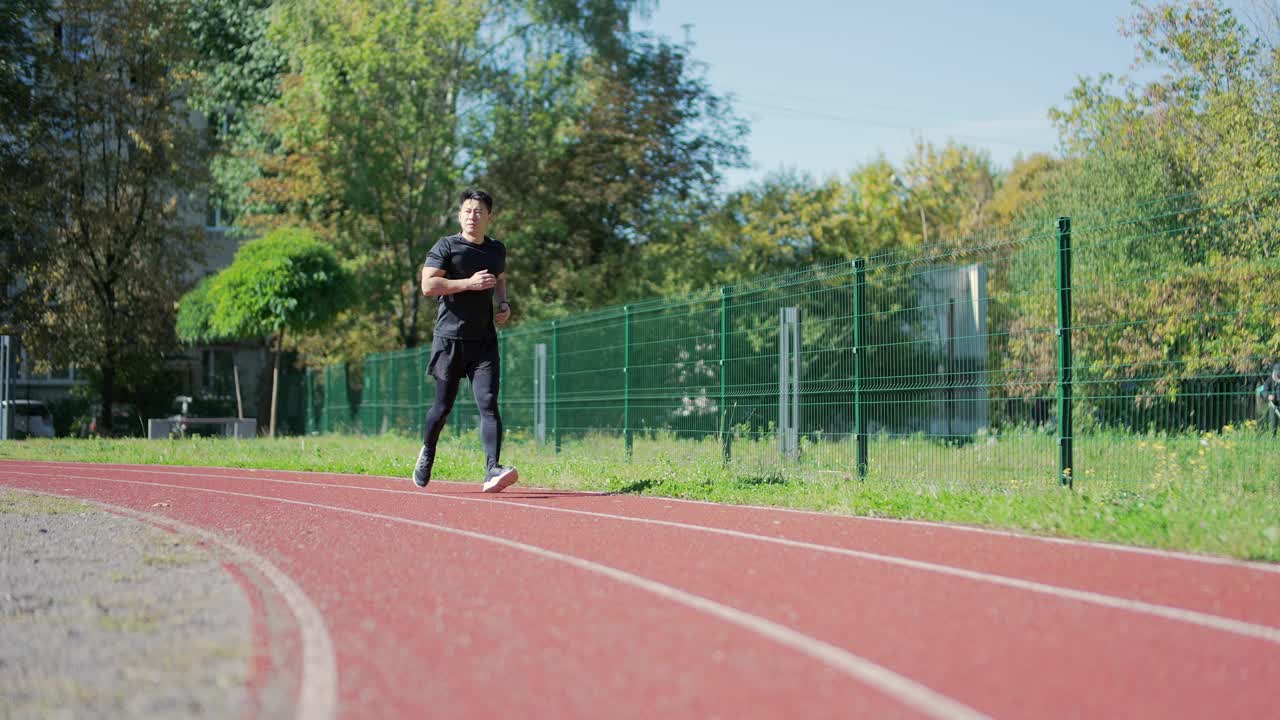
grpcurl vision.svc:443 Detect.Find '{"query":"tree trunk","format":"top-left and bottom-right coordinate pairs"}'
top-left (100, 365), bottom-right (116, 435)
top-left (233, 361), bottom-right (244, 420)
top-left (269, 331), bottom-right (283, 438)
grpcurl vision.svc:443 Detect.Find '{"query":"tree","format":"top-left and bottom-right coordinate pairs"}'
top-left (0, 0), bottom-right (56, 325)
top-left (10, 0), bottom-right (208, 433)
top-left (175, 276), bottom-right (248, 419)
top-left (999, 0), bottom-right (1280, 430)
top-left (898, 140), bottom-right (998, 244)
top-left (184, 0), bottom-right (287, 228)
top-left (479, 34), bottom-right (749, 314)
top-left (191, 227), bottom-right (351, 436)
top-left (232, 0), bottom-right (735, 355)
top-left (981, 153), bottom-right (1061, 230)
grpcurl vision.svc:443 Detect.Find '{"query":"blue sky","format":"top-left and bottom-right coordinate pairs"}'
top-left (634, 1), bottom-right (1165, 191)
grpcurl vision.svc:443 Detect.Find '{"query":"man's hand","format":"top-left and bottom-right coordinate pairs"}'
top-left (468, 270), bottom-right (497, 291)
top-left (495, 301), bottom-right (511, 326)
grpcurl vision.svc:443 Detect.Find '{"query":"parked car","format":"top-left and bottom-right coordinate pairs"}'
top-left (2, 400), bottom-right (55, 439)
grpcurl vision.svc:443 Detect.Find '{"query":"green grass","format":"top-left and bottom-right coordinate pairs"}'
top-left (0, 490), bottom-right (95, 516)
top-left (2, 428), bottom-right (1277, 562)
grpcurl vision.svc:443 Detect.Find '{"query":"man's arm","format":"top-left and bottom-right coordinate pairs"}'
top-left (421, 266), bottom-right (496, 296)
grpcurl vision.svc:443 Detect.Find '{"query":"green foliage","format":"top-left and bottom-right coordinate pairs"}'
top-left (206, 227), bottom-right (352, 340)
top-left (183, 0), bottom-right (287, 227)
top-left (175, 278), bottom-right (220, 345)
top-left (469, 26), bottom-right (751, 315)
top-left (8, 0), bottom-right (208, 431)
top-left (998, 0), bottom-right (1280, 430)
top-left (186, 0), bottom-right (285, 116)
top-left (241, 0), bottom-right (747, 344)
top-left (0, 0), bottom-right (55, 323)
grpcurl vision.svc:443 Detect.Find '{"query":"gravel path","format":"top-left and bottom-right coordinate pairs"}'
top-left (0, 490), bottom-right (255, 719)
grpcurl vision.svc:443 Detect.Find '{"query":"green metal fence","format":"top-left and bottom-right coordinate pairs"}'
top-left (307, 189), bottom-right (1279, 492)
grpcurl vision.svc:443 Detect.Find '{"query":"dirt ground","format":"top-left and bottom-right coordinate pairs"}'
top-left (0, 490), bottom-right (254, 719)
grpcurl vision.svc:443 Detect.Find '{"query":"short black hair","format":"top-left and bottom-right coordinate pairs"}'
top-left (459, 189), bottom-right (494, 213)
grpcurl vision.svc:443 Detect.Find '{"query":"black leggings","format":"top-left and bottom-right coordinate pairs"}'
top-left (421, 359), bottom-right (502, 471)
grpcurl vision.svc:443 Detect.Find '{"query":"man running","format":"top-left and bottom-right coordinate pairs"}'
top-left (413, 189), bottom-right (518, 492)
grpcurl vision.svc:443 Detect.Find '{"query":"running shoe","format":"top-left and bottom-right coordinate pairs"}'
top-left (412, 445), bottom-right (433, 488)
top-left (481, 465), bottom-right (519, 493)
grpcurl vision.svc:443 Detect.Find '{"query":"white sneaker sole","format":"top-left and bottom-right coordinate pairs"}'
top-left (482, 468), bottom-right (519, 493)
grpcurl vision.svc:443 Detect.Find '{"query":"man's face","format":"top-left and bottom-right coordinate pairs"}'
top-left (458, 199), bottom-right (491, 238)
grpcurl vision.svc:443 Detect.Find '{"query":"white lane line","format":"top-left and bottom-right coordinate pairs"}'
top-left (10, 487), bottom-right (338, 720)
top-left (629, 491), bottom-right (1280, 574)
top-left (20, 460), bottom-right (1280, 574)
top-left (19, 464), bottom-right (1280, 646)
top-left (2, 471), bottom-right (989, 720)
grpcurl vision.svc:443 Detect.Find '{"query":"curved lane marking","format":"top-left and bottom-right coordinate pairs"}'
top-left (11, 487), bottom-right (338, 720)
top-left (634, 491), bottom-right (1280, 574)
top-left (20, 465), bottom-right (1279, 646)
top-left (3, 471), bottom-right (988, 720)
top-left (29, 461), bottom-right (1280, 575)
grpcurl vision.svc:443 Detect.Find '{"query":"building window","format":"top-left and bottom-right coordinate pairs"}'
top-left (201, 349), bottom-right (234, 396)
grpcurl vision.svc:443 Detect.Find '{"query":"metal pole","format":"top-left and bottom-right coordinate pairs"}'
top-left (779, 309), bottom-right (790, 459)
top-left (552, 321), bottom-right (560, 454)
top-left (417, 346), bottom-right (426, 434)
top-left (535, 343), bottom-right (547, 445)
top-left (321, 365), bottom-right (331, 433)
top-left (779, 307), bottom-right (800, 460)
top-left (305, 369), bottom-right (314, 435)
top-left (853, 260), bottom-right (868, 478)
top-left (1056, 217), bottom-right (1074, 488)
top-left (792, 308), bottom-right (801, 459)
top-left (947, 298), bottom-right (956, 441)
top-left (0, 336), bottom-right (10, 441)
top-left (720, 287), bottom-right (731, 464)
top-left (623, 306), bottom-right (632, 460)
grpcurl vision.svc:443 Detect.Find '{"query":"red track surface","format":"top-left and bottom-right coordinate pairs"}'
top-left (3, 459), bottom-right (1278, 719)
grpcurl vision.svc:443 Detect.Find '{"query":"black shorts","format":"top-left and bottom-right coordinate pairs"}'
top-left (428, 336), bottom-right (500, 382)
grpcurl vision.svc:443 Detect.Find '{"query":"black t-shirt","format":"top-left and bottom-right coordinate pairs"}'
top-left (424, 234), bottom-right (507, 340)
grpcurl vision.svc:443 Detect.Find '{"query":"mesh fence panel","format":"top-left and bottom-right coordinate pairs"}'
top-left (308, 189), bottom-right (1277, 493)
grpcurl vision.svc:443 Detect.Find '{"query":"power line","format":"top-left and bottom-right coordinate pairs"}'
top-left (734, 98), bottom-right (1057, 152)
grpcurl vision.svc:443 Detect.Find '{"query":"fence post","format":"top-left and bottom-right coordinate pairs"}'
top-left (853, 259), bottom-right (868, 479)
top-left (779, 307), bottom-right (801, 460)
top-left (534, 343), bottom-right (547, 445)
top-left (1056, 216), bottom-right (1074, 488)
top-left (362, 357), bottom-right (373, 434)
top-left (0, 335), bottom-right (11, 441)
top-left (623, 306), bottom-right (633, 460)
top-left (305, 369), bottom-right (314, 435)
top-left (416, 347), bottom-right (425, 432)
top-left (322, 366), bottom-right (331, 433)
top-left (390, 353), bottom-right (398, 432)
top-left (720, 287), bottom-right (732, 464)
top-left (499, 333), bottom-right (508, 441)
top-left (374, 356), bottom-right (382, 434)
top-left (552, 320), bottom-right (560, 454)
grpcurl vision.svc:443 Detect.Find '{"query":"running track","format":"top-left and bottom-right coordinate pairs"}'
top-left (2, 460), bottom-right (1278, 719)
